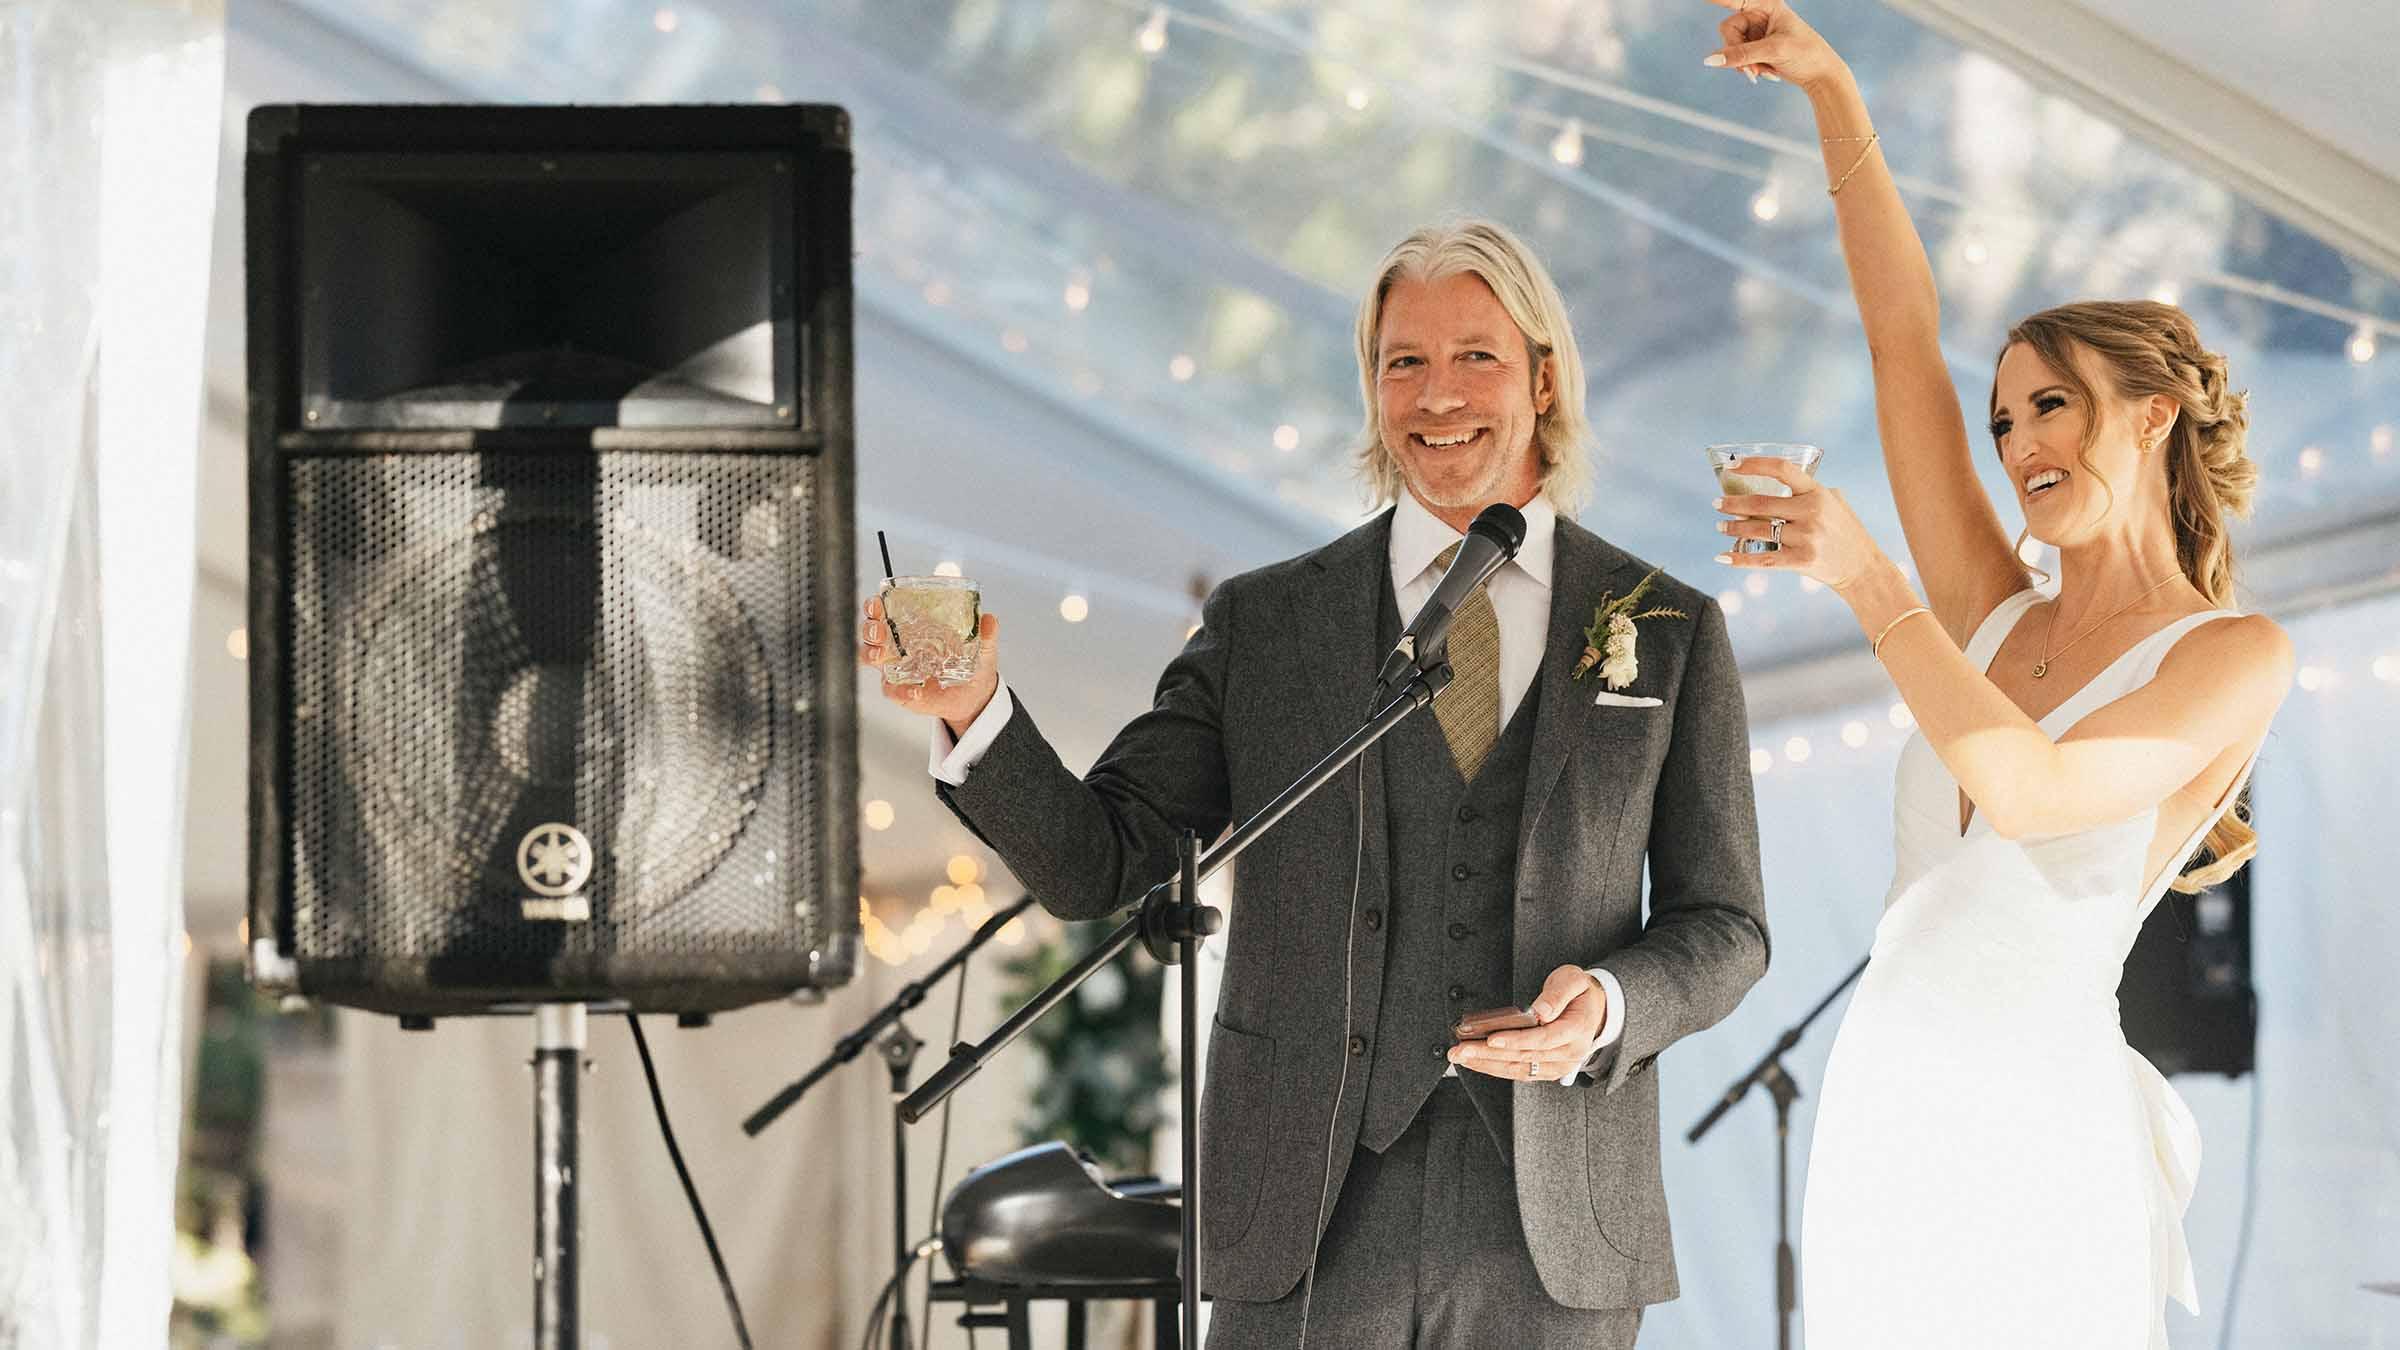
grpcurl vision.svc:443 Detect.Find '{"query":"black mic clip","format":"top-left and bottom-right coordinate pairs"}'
top-left (1374, 501), bottom-right (1526, 699)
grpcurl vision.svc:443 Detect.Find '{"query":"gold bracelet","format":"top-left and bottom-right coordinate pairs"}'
top-left (1820, 133), bottom-right (1876, 142)
top-left (1827, 131), bottom-right (1880, 195)
top-left (1871, 604), bottom-right (1931, 658)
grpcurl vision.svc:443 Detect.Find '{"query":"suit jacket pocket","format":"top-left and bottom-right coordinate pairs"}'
top-left (1200, 1014), bottom-right (1275, 1250)
top-left (1586, 1067), bottom-right (1669, 1263)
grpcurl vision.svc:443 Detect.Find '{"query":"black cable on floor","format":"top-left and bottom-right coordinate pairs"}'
top-left (625, 1012), bottom-right (755, 1350)
top-left (914, 957), bottom-right (972, 1347)
top-left (861, 1242), bottom-right (935, 1350)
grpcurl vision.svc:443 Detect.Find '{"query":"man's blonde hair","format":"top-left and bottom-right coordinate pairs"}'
top-left (1350, 218), bottom-right (1594, 513)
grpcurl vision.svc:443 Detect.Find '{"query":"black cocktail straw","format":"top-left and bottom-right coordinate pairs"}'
top-left (875, 530), bottom-right (906, 656)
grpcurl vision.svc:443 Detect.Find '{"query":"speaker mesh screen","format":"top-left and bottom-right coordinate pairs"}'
top-left (285, 452), bottom-right (824, 982)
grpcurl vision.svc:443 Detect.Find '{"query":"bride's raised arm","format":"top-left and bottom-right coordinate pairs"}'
top-left (1705, 0), bottom-right (2025, 644)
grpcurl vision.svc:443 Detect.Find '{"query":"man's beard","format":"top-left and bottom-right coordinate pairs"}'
top-left (1400, 447), bottom-right (1511, 510)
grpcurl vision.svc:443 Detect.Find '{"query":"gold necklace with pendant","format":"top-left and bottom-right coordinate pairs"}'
top-left (2032, 573), bottom-right (2182, 678)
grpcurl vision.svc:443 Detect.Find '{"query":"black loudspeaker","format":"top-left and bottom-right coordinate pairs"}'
top-left (2119, 857), bottom-right (2255, 1077)
top-left (244, 105), bottom-right (859, 1017)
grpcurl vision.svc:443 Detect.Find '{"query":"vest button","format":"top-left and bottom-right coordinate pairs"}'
top-left (1457, 804), bottom-right (1481, 823)
top-left (1434, 1042), bottom-right (1450, 1061)
top-left (1348, 1034), bottom-right (1367, 1056)
top-left (1451, 863), bottom-right (1473, 881)
top-left (1447, 922), bottom-right (1472, 940)
top-left (1447, 984), bottom-right (1467, 1001)
top-left (1362, 908), bottom-right (1383, 932)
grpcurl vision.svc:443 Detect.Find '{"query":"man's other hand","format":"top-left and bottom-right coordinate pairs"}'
top-left (1448, 965), bottom-right (1607, 1083)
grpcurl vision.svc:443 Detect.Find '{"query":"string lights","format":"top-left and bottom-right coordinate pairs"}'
top-left (1550, 118), bottom-right (1585, 167)
top-left (1135, 6), bottom-right (1168, 56)
top-left (860, 893), bottom-right (1030, 968)
top-left (1073, 0), bottom-right (2396, 357)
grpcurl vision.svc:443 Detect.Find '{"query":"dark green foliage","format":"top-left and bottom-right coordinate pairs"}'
top-left (998, 935), bottom-right (1170, 1176)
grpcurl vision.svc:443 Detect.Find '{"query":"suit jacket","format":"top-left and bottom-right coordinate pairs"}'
top-left (937, 508), bottom-right (1768, 1309)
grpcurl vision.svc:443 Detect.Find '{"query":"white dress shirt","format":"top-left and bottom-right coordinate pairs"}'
top-left (930, 490), bottom-right (1623, 1083)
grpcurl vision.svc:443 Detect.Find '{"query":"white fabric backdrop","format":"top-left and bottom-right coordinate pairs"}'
top-left (0, 2), bottom-right (222, 1345)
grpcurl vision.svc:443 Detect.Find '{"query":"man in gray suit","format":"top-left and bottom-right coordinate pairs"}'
top-left (861, 219), bottom-right (1766, 1347)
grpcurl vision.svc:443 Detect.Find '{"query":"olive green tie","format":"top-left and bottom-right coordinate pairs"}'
top-left (1428, 541), bottom-right (1502, 780)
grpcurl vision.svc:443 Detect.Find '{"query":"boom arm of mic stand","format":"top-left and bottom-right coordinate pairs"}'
top-left (899, 662), bottom-right (1454, 1125)
top-left (742, 894), bottom-right (1038, 1137)
top-left (1686, 955), bottom-right (1869, 1144)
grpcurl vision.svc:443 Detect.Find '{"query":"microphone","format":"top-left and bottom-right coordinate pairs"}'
top-left (1375, 502), bottom-right (1527, 695)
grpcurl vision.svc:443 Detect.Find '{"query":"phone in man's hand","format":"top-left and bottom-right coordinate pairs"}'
top-left (1452, 1006), bottom-right (1541, 1041)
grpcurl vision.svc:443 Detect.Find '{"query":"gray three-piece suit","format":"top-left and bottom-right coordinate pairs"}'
top-left (938, 508), bottom-right (1768, 1347)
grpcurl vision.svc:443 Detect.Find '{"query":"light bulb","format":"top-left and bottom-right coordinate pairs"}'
top-left (1550, 119), bottom-right (1585, 167)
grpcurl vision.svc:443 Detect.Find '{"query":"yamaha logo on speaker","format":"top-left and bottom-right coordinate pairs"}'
top-left (517, 823), bottom-right (593, 921)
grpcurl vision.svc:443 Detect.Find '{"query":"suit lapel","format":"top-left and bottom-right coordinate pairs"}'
top-left (1294, 511), bottom-right (1395, 904)
top-left (1518, 520), bottom-right (1640, 860)
top-left (1299, 511), bottom-right (1395, 736)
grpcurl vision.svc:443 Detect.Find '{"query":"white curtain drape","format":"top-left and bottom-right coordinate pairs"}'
top-left (0, 2), bottom-right (223, 1344)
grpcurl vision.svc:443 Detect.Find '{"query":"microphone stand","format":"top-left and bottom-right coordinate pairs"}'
top-left (899, 661), bottom-right (1457, 1350)
top-left (1686, 954), bottom-right (1869, 1350)
top-left (742, 893), bottom-right (1039, 1350)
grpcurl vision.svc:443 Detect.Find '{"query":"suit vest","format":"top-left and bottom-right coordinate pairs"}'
top-left (1358, 587), bottom-right (1541, 1161)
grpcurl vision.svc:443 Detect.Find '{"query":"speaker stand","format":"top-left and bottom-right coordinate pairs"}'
top-left (534, 1004), bottom-right (587, 1350)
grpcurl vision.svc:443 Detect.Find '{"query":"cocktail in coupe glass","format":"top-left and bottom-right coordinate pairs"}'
top-left (878, 575), bottom-right (981, 686)
top-left (1705, 442), bottom-right (1824, 554)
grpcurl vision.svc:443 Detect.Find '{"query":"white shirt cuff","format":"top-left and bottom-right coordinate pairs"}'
top-left (928, 681), bottom-right (1015, 786)
top-left (1561, 967), bottom-right (1625, 1085)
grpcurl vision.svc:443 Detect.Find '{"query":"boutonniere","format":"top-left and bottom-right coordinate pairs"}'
top-left (1571, 567), bottom-right (1688, 690)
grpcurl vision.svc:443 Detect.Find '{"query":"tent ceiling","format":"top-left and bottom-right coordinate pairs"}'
top-left (239, 0), bottom-right (2399, 667)
top-left (193, 0), bottom-right (2399, 927)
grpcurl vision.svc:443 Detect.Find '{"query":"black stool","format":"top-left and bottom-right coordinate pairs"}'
top-left (926, 1276), bottom-right (1186, 1349)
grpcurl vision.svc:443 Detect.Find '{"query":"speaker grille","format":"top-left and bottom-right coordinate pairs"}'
top-left (285, 451), bottom-right (828, 1003)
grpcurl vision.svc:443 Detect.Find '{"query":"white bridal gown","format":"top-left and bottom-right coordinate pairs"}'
top-left (1801, 590), bottom-right (2255, 1350)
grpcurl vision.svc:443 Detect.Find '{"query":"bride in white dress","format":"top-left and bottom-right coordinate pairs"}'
top-left (1698, 3), bottom-right (2295, 1345)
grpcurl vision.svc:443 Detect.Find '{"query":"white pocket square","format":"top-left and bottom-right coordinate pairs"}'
top-left (1591, 691), bottom-right (1663, 708)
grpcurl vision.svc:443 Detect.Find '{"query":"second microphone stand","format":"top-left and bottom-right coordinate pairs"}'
top-left (742, 893), bottom-right (1039, 1350)
top-left (898, 660), bottom-right (1457, 1350)
top-left (1687, 954), bottom-right (1869, 1350)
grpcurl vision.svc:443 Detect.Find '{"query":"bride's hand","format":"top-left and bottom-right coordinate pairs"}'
top-left (1713, 456), bottom-right (1885, 591)
top-left (1701, 0), bottom-right (1849, 92)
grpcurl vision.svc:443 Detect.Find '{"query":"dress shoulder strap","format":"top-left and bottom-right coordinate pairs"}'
top-left (2127, 609), bottom-right (2247, 689)
top-left (1962, 589), bottom-right (2043, 671)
